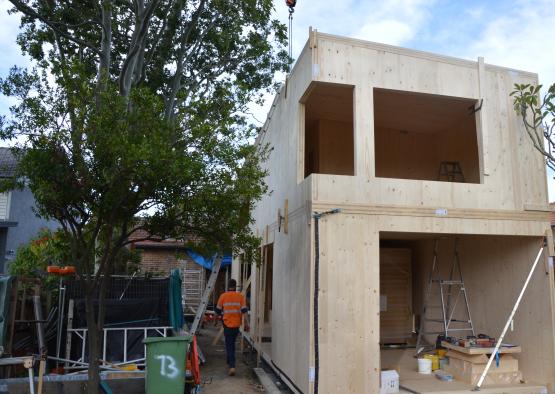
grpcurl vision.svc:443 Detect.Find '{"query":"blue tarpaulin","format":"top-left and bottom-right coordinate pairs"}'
top-left (185, 249), bottom-right (232, 271)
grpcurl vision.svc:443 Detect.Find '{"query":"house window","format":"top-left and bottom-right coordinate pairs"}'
top-left (373, 88), bottom-right (481, 183)
top-left (303, 82), bottom-right (355, 178)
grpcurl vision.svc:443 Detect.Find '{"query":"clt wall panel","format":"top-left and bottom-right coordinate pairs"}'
top-left (318, 214), bottom-right (380, 392)
top-left (244, 30), bottom-right (553, 394)
top-left (311, 34), bottom-right (548, 210)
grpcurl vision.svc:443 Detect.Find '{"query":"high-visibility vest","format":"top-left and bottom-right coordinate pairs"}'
top-left (217, 291), bottom-right (248, 328)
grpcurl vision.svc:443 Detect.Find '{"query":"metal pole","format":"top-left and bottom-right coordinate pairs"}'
top-left (56, 278), bottom-right (66, 367)
top-left (32, 296), bottom-right (46, 353)
top-left (28, 366), bottom-right (35, 394)
top-left (473, 242), bottom-right (545, 390)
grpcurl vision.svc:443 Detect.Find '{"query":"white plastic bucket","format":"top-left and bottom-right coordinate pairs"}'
top-left (418, 358), bottom-right (432, 374)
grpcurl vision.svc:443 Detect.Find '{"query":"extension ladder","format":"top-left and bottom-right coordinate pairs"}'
top-left (416, 238), bottom-right (475, 355)
top-left (190, 255), bottom-right (222, 336)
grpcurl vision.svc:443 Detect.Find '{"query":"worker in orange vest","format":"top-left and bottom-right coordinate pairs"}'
top-left (216, 279), bottom-right (249, 376)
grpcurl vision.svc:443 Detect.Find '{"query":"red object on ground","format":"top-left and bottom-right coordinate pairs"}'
top-left (190, 335), bottom-right (201, 385)
top-left (203, 311), bottom-right (221, 325)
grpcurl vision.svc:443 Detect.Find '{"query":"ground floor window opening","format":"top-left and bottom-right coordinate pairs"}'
top-left (378, 232), bottom-right (550, 393)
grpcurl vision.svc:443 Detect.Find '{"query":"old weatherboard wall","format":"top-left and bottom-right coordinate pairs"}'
top-left (239, 29), bottom-right (554, 394)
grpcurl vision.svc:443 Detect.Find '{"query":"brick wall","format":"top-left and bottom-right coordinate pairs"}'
top-left (128, 225), bottom-right (204, 274)
top-left (138, 248), bottom-right (200, 274)
top-left (138, 249), bottom-right (178, 274)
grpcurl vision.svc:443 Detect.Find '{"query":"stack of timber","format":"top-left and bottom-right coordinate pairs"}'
top-left (380, 248), bottom-right (412, 343)
top-left (442, 341), bottom-right (522, 385)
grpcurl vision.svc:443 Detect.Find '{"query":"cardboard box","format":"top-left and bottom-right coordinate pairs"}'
top-left (380, 370), bottom-right (399, 394)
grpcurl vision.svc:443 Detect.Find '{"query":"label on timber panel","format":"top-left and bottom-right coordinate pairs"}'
top-left (312, 64), bottom-right (320, 77)
top-left (435, 208), bottom-right (448, 216)
top-left (309, 366), bottom-right (315, 382)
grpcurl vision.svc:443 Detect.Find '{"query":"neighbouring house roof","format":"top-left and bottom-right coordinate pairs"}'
top-left (128, 227), bottom-right (191, 250)
top-left (128, 226), bottom-right (231, 269)
top-left (0, 148), bottom-right (17, 179)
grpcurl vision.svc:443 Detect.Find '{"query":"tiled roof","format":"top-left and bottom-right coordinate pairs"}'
top-left (0, 147), bottom-right (17, 178)
top-left (128, 226), bottom-right (200, 249)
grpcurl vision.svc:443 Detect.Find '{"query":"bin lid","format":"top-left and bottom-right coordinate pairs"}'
top-left (143, 335), bottom-right (193, 345)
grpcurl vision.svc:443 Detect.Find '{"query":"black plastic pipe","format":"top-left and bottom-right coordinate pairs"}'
top-left (312, 209), bottom-right (340, 394)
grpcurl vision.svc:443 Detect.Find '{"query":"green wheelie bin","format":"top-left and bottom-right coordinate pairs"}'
top-left (144, 336), bottom-right (192, 394)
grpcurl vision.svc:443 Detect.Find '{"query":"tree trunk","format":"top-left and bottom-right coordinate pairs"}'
top-left (85, 258), bottom-right (111, 394)
top-left (85, 291), bottom-right (101, 394)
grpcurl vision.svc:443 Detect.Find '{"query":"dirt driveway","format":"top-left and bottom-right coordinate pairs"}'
top-left (196, 324), bottom-right (265, 394)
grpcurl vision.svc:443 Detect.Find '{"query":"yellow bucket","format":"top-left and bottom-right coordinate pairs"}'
top-left (424, 354), bottom-right (440, 371)
top-left (437, 349), bottom-right (447, 358)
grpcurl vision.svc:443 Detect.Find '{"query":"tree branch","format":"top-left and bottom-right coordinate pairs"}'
top-left (96, 0), bottom-right (113, 100)
top-left (119, 0), bottom-right (161, 97)
top-left (164, 0), bottom-right (207, 120)
top-left (9, 0), bottom-right (101, 53)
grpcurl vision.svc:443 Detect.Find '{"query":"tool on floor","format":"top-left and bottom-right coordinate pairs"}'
top-left (473, 240), bottom-right (546, 391)
top-left (416, 238), bottom-right (475, 356)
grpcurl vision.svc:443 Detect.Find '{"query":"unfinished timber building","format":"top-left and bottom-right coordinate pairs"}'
top-left (235, 29), bottom-right (555, 393)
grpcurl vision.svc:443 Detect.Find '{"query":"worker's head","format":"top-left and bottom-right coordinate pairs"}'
top-left (228, 279), bottom-right (237, 291)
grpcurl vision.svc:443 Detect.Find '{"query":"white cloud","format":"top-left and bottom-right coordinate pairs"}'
top-left (464, 6), bottom-right (486, 20)
top-left (272, 0), bottom-right (435, 59)
top-left (356, 20), bottom-right (415, 46)
top-left (467, 1), bottom-right (555, 84)
top-left (353, 0), bottom-right (434, 45)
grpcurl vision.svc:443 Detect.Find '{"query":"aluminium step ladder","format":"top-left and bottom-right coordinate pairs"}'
top-left (437, 161), bottom-right (465, 183)
top-left (415, 238), bottom-right (475, 356)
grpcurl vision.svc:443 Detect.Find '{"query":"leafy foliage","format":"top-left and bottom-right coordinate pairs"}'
top-left (511, 83), bottom-right (555, 171)
top-left (9, 229), bottom-right (70, 289)
top-left (1, 1), bottom-right (286, 390)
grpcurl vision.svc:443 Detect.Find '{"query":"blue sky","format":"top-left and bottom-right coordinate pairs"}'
top-left (1, 0), bottom-right (554, 198)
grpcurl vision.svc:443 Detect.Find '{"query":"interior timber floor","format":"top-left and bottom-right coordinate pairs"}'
top-left (382, 349), bottom-right (547, 394)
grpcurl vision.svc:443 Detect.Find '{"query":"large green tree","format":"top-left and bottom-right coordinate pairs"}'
top-left (0, 1), bottom-right (287, 391)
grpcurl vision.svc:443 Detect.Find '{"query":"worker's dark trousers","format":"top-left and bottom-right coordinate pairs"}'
top-left (223, 326), bottom-right (239, 368)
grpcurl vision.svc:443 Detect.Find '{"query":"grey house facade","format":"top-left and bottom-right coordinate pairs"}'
top-left (0, 148), bottom-right (58, 273)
